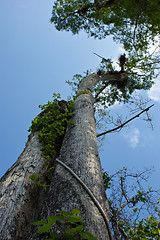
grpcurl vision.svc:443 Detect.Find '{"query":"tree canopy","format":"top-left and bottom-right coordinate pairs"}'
top-left (51, 0), bottom-right (160, 53)
top-left (51, 0), bottom-right (160, 107)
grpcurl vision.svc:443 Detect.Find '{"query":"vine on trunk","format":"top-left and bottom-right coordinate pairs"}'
top-left (28, 93), bottom-right (75, 189)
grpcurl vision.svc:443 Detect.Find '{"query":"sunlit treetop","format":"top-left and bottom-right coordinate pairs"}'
top-left (51, 0), bottom-right (160, 53)
top-left (51, 0), bottom-right (160, 106)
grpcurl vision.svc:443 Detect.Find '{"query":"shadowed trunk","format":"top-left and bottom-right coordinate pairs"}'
top-left (0, 74), bottom-right (113, 240)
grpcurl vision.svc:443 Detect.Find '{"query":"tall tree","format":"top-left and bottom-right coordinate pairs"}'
top-left (0, 0), bottom-right (159, 239)
top-left (0, 74), bottom-right (117, 239)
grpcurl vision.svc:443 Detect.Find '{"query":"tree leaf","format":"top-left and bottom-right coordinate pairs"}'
top-left (50, 232), bottom-right (61, 239)
top-left (75, 225), bottom-right (84, 232)
top-left (37, 223), bottom-right (52, 233)
top-left (67, 215), bottom-right (83, 223)
top-left (65, 226), bottom-right (70, 233)
top-left (47, 216), bottom-right (58, 224)
top-left (59, 210), bottom-right (71, 216)
top-left (79, 231), bottom-right (98, 240)
top-left (72, 209), bottom-right (80, 215)
top-left (54, 216), bottom-right (65, 221)
top-left (70, 225), bottom-right (83, 233)
top-left (32, 220), bottom-right (47, 225)
top-left (63, 234), bottom-right (76, 240)
top-left (47, 215), bottom-right (65, 223)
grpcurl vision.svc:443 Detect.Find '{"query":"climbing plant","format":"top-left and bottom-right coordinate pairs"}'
top-left (28, 93), bottom-right (75, 189)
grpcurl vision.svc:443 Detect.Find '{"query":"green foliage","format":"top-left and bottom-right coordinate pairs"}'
top-left (97, 58), bottom-right (114, 74)
top-left (29, 174), bottom-right (50, 190)
top-left (29, 94), bottom-right (74, 159)
top-left (29, 93), bottom-right (74, 158)
top-left (127, 215), bottom-right (160, 239)
top-left (66, 56), bottom-right (157, 109)
top-left (28, 93), bottom-right (75, 189)
top-left (127, 213), bottom-right (160, 240)
top-left (33, 209), bottom-right (98, 240)
top-left (94, 53), bottom-right (158, 107)
top-left (102, 169), bottom-right (112, 190)
top-left (51, 0), bottom-right (160, 53)
top-left (75, 90), bottom-right (89, 98)
top-left (66, 70), bottom-right (91, 96)
top-left (51, 0), bottom-right (160, 104)
top-left (103, 167), bottom-right (160, 239)
top-left (66, 74), bottom-right (83, 94)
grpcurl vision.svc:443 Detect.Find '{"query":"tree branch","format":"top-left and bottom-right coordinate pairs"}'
top-left (110, 206), bottom-right (128, 239)
top-left (97, 104), bottom-right (154, 137)
top-left (95, 82), bottom-right (110, 100)
top-left (94, 52), bottom-right (107, 61)
top-left (94, 72), bottom-right (128, 101)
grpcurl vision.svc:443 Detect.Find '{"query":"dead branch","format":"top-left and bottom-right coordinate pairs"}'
top-left (94, 52), bottom-right (107, 60)
top-left (97, 104), bottom-right (154, 137)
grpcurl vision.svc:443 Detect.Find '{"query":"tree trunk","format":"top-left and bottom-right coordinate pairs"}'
top-left (0, 74), bottom-right (113, 239)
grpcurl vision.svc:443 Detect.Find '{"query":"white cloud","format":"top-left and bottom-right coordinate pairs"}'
top-left (148, 80), bottom-right (160, 103)
top-left (122, 128), bottom-right (140, 148)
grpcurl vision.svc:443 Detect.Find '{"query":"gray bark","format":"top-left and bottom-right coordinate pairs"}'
top-left (0, 74), bottom-right (113, 240)
top-left (0, 133), bottom-right (46, 239)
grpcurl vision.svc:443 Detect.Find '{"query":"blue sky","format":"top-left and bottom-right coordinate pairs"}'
top-left (0, 0), bottom-right (159, 192)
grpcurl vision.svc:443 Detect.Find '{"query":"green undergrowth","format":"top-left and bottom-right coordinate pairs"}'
top-left (33, 209), bottom-right (98, 240)
top-left (28, 93), bottom-right (75, 189)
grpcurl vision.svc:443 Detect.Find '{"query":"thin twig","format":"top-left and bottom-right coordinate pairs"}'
top-left (97, 104), bottom-right (154, 137)
top-left (94, 52), bottom-right (107, 61)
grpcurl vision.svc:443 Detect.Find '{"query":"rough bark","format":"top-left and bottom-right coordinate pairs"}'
top-left (0, 74), bottom-right (113, 239)
top-left (0, 133), bottom-right (47, 239)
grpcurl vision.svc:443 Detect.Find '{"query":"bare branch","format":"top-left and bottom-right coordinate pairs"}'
top-left (127, 95), bottom-right (154, 129)
top-left (97, 104), bottom-right (154, 137)
top-left (110, 206), bottom-right (128, 239)
top-left (95, 82), bottom-right (110, 100)
top-left (94, 52), bottom-right (107, 61)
